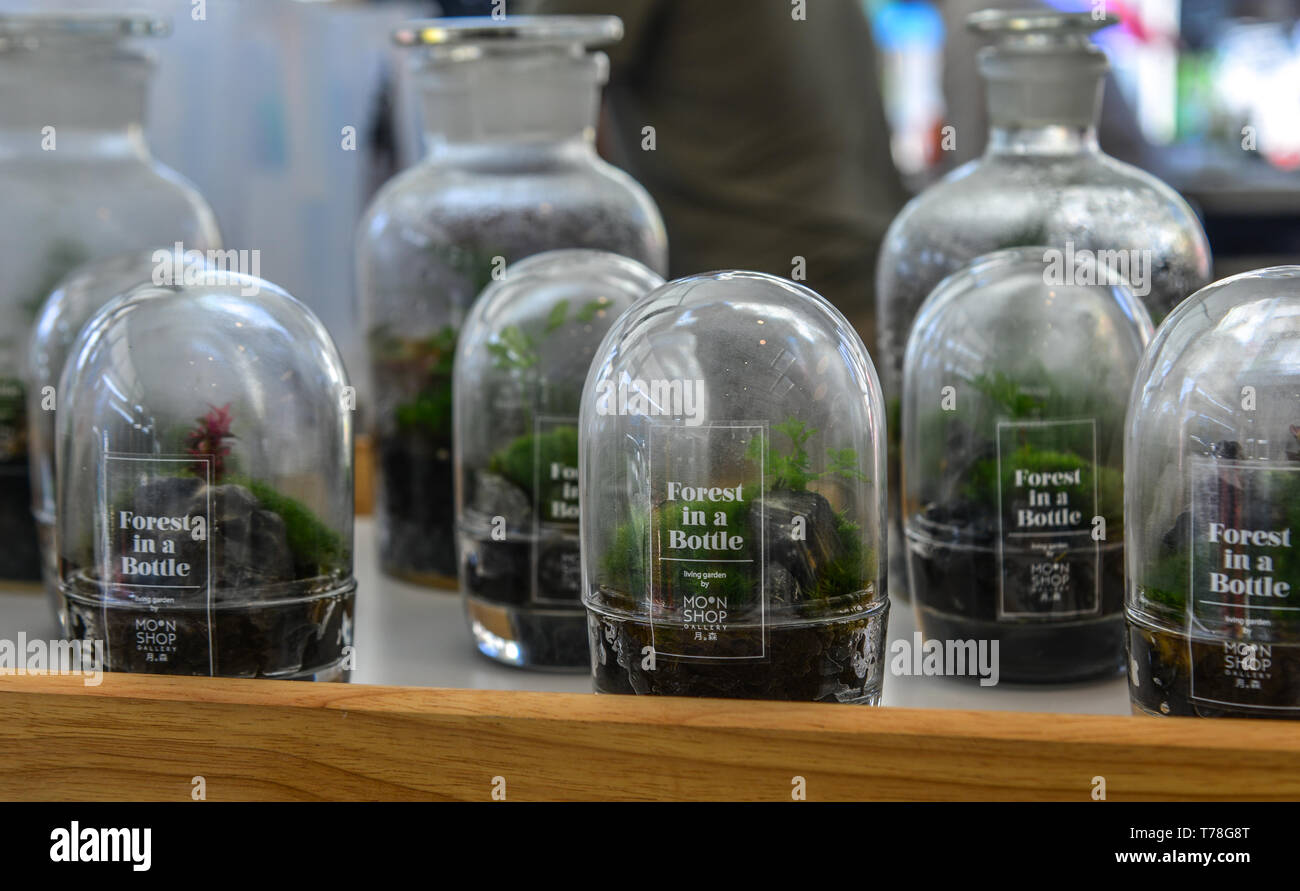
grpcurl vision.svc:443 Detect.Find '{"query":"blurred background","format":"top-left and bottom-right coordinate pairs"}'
top-left (5, 0), bottom-right (1298, 375)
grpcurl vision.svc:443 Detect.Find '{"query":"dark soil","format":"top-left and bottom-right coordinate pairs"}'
top-left (0, 460), bottom-right (42, 581)
top-left (460, 534), bottom-right (586, 668)
top-left (907, 505), bottom-right (1125, 682)
top-left (1127, 615), bottom-right (1300, 718)
top-left (586, 601), bottom-right (888, 703)
top-left (63, 583), bottom-right (354, 679)
top-left (378, 432), bottom-right (456, 584)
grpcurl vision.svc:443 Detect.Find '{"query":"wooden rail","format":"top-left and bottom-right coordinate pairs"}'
top-left (0, 672), bottom-right (1295, 801)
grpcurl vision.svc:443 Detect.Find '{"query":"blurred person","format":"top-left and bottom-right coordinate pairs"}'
top-left (518, 0), bottom-right (908, 346)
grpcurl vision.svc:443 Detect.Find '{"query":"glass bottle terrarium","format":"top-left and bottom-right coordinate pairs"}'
top-left (580, 272), bottom-right (889, 702)
top-left (903, 248), bottom-right (1153, 682)
top-left (1127, 267), bottom-right (1300, 718)
top-left (358, 16), bottom-right (667, 589)
top-left (28, 247), bottom-right (212, 627)
top-left (875, 10), bottom-right (1210, 599)
top-left (0, 13), bottom-right (221, 583)
top-left (56, 271), bottom-right (355, 680)
top-left (454, 249), bottom-right (664, 669)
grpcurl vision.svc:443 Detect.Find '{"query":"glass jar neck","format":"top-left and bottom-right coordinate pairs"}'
top-left (0, 44), bottom-right (152, 161)
top-left (979, 37), bottom-right (1106, 158)
top-left (414, 45), bottom-right (603, 162)
top-left (986, 123), bottom-right (1099, 157)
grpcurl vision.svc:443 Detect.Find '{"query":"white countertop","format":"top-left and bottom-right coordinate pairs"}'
top-left (2, 518), bottom-right (1131, 715)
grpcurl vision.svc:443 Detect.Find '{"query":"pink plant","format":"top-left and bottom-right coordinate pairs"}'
top-left (186, 403), bottom-right (236, 481)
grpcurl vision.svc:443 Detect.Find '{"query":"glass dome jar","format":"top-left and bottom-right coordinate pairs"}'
top-left (876, 10), bottom-right (1210, 599)
top-left (358, 16), bottom-right (668, 590)
top-left (27, 247), bottom-right (213, 627)
top-left (1126, 267), bottom-right (1300, 718)
top-left (0, 12), bottom-right (221, 584)
top-left (56, 270), bottom-right (355, 681)
top-left (580, 271), bottom-right (889, 702)
top-left (903, 248), bottom-right (1153, 682)
top-left (454, 249), bottom-right (664, 669)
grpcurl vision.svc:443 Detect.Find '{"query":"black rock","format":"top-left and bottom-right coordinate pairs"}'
top-left (130, 479), bottom-right (295, 593)
top-left (536, 539), bottom-right (581, 602)
top-left (461, 536), bottom-right (529, 603)
top-left (1160, 510), bottom-right (1192, 556)
top-left (1212, 439), bottom-right (1242, 460)
top-left (202, 484), bottom-right (295, 592)
top-left (760, 488), bottom-right (841, 590)
top-left (131, 474), bottom-right (204, 518)
top-left (472, 473), bottom-right (532, 527)
top-left (767, 562), bottom-right (801, 605)
top-left (378, 433), bottom-right (455, 579)
top-left (0, 460), bottom-right (43, 580)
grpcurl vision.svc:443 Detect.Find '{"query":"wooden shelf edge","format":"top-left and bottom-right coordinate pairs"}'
top-left (0, 672), bottom-right (1295, 801)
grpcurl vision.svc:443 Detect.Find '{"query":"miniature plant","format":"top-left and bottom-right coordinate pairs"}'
top-left (910, 364), bottom-right (1127, 529)
top-left (486, 297), bottom-right (612, 373)
top-left (746, 417), bottom-right (868, 490)
top-left (185, 403), bottom-right (236, 481)
top-left (175, 403), bottom-right (344, 578)
top-left (486, 324), bottom-right (538, 371)
top-left (598, 416), bottom-right (873, 603)
top-left (372, 325), bottom-right (457, 438)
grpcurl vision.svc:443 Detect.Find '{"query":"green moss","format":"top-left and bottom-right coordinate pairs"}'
top-left (487, 425), bottom-right (579, 499)
top-left (814, 511), bottom-right (874, 600)
top-left (746, 417), bottom-right (868, 490)
top-left (231, 475), bottom-right (345, 578)
top-left (599, 509), bottom-right (648, 596)
top-left (963, 444), bottom-right (1123, 527)
top-left (373, 325), bottom-right (457, 439)
top-left (1140, 460), bottom-right (1300, 624)
top-left (600, 415), bottom-right (874, 603)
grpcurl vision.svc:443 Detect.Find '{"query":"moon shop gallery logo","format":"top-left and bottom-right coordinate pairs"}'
top-left (593, 376), bottom-right (705, 427)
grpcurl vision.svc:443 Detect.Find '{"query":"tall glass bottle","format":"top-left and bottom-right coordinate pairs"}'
top-left (357, 16), bottom-right (667, 589)
top-left (0, 13), bottom-right (221, 584)
top-left (875, 10), bottom-right (1210, 598)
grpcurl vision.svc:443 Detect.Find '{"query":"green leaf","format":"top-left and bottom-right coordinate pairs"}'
top-left (545, 300), bottom-right (570, 333)
top-left (576, 298), bottom-right (608, 324)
